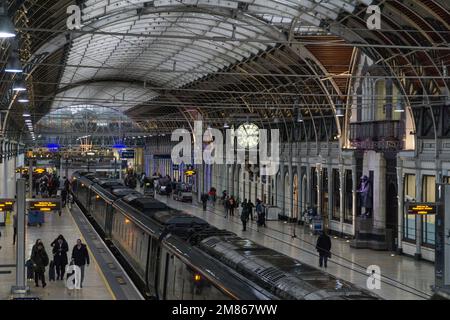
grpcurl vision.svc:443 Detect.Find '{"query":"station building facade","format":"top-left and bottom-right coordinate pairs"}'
top-left (142, 53), bottom-right (448, 263)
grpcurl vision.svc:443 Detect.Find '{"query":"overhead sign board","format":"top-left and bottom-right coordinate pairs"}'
top-left (407, 202), bottom-right (436, 215)
top-left (121, 150), bottom-right (135, 159)
top-left (33, 168), bottom-right (46, 174)
top-left (16, 167), bottom-right (28, 174)
top-left (184, 169), bottom-right (197, 177)
top-left (29, 200), bottom-right (60, 212)
top-left (0, 199), bottom-right (14, 212)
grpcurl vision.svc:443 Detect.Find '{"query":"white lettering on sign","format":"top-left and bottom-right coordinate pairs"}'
top-left (366, 265), bottom-right (381, 290)
top-left (67, 5), bottom-right (81, 30)
top-left (366, 5), bottom-right (381, 30)
top-left (66, 264), bottom-right (82, 289)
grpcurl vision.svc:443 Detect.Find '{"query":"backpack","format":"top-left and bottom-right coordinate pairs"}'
top-left (42, 252), bottom-right (49, 267)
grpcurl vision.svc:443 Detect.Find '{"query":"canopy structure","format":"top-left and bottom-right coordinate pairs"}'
top-left (0, 0), bottom-right (447, 143)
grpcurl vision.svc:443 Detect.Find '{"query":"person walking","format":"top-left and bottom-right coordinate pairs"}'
top-left (316, 231), bottom-right (332, 268)
top-left (228, 196), bottom-right (236, 217)
top-left (256, 199), bottom-right (266, 227)
top-left (201, 193), bottom-right (209, 211)
top-left (224, 196), bottom-right (230, 218)
top-left (51, 235), bottom-right (69, 280)
top-left (31, 239), bottom-right (49, 287)
top-left (61, 177), bottom-right (69, 208)
top-left (247, 199), bottom-right (255, 221)
top-left (240, 200), bottom-right (250, 231)
top-left (71, 239), bottom-right (90, 288)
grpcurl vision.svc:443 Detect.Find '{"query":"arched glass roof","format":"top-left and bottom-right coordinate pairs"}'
top-left (37, 105), bottom-right (140, 132)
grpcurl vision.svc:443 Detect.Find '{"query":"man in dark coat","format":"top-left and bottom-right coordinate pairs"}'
top-left (201, 193), bottom-right (209, 211)
top-left (247, 200), bottom-right (255, 221)
top-left (240, 199), bottom-right (250, 231)
top-left (316, 231), bottom-right (332, 268)
top-left (256, 199), bottom-right (266, 227)
top-left (31, 240), bottom-right (49, 287)
top-left (71, 239), bottom-right (90, 288)
top-left (51, 235), bottom-right (69, 280)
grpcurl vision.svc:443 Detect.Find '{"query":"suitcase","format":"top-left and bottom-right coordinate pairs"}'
top-left (49, 260), bottom-right (56, 281)
top-left (25, 259), bottom-right (34, 280)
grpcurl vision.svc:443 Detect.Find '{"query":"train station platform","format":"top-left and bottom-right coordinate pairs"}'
top-left (0, 204), bottom-right (142, 300)
top-left (155, 194), bottom-right (435, 300)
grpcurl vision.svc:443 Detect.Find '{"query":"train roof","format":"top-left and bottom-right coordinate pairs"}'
top-left (96, 179), bottom-right (123, 190)
top-left (152, 210), bottom-right (208, 226)
top-left (121, 194), bottom-right (168, 210)
top-left (198, 236), bottom-right (381, 300)
top-left (111, 188), bottom-right (137, 197)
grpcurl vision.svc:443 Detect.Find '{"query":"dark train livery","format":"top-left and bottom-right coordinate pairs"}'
top-left (72, 171), bottom-right (380, 300)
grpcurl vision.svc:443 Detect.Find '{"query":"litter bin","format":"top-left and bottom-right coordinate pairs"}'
top-left (28, 210), bottom-right (44, 226)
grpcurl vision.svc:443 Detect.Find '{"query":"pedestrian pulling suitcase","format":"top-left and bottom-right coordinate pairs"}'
top-left (25, 259), bottom-right (34, 280)
top-left (49, 260), bottom-right (56, 281)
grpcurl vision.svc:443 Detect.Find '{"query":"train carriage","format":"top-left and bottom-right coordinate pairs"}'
top-left (71, 171), bottom-right (380, 301)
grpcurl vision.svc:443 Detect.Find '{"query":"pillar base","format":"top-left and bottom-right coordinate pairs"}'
top-left (11, 285), bottom-right (30, 295)
top-left (414, 253), bottom-right (422, 260)
top-left (350, 216), bottom-right (389, 250)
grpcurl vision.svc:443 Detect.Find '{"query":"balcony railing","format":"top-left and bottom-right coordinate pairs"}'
top-left (349, 120), bottom-right (404, 151)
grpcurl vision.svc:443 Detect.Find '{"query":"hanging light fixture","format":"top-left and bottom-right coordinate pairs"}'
top-left (0, 2), bottom-right (15, 39)
top-left (335, 99), bottom-right (345, 117)
top-left (17, 91), bottom-right (29, 103)
top-left (23, 112), bottom-right (31, 117)
top-left (296, 109), bottom-right (303, 122)
top-left (13, 78), bottom-right (26, 91)
top-left (5, 55), bottom-right (22, 73)
top-left (394, 99), bottom-right (405, 112)
top-left (223, 122), bottom-right (229, 129)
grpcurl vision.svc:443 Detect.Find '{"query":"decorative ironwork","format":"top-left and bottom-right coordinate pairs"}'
top-left (349, 120), bottom-right (404, 151)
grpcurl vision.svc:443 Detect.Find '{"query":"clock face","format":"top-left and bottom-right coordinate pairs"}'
top-left (236, 123), bottom-right (260, 148)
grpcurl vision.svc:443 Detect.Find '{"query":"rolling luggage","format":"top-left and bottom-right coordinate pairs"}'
top-left (28, 211), bottom-right (44, 226)
top-left (49, 260), bottom-right (56, 281)
top-left (25, 259), bottom-right (34, 280)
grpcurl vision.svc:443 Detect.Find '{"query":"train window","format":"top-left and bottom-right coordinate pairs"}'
top-left (148, 238), bottom-right (159, 289)
top-left (164, 256), bottom-right (231, 300)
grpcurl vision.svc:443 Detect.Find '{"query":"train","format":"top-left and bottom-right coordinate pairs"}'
top-left (71, 171), bottom-right (381, 300)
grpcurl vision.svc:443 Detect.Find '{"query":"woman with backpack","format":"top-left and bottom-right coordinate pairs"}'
top-left (31, 239), bottom-right (49, 287)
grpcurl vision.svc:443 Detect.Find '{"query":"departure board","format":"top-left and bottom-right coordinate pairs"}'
top-left (29, 200), bottom-right (60, 212)
top-left (0, 200), bottom-right (14, 212)
top-left (407, 202), bottom-right (436, 215)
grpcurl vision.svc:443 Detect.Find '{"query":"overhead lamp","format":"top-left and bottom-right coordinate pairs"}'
top-left (5, 55), bottom-right (22, 73)
top-left (296, 109), bottom-right (303, 122)
top-left (17, 92), bottom-right (29, 103)
top-left (223, 122), bottom-right (230, 129)
top-left (23, 112), bottom-right (31, 117)
top-left (335, 99), bottom-right (345, 117)
top-left (12, 79), bottom-right (26, 91)
top-left (0, 10), bottom-right (16, 38)
top-left (394, 100), bottom-right (405, 112)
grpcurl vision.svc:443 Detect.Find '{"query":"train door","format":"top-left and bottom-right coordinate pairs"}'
top-left (105, 205), bottom-right (114, 238)
top-left (157, 248), bottom-right (170, 300)
top-left (146, 237), bottom-right (160, 298)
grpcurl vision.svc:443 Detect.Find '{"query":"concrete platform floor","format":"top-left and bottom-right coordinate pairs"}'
top-left (155, 194), bottom-right (435, 300)
top-left (0, 208), bottom-right (114, 300)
